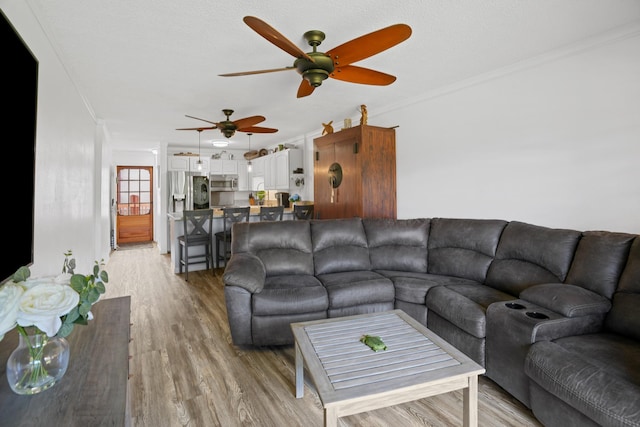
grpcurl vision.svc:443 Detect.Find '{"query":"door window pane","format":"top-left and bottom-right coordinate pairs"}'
top-left (117, 166), bottom-right (153, 216)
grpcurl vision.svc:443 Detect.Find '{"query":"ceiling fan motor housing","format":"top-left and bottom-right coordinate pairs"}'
top-left (295, 52), bottom-right (334, 87)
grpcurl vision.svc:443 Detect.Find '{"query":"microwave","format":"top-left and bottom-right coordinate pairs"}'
top-left (210, 175), bottom-right (237, 191)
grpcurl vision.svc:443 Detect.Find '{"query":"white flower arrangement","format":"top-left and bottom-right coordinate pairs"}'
top-left (0, 251), bottom-right (108, 341)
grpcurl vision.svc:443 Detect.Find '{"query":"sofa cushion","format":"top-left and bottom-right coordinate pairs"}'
top-left (428, 218), bottom-right (508, 282)
top-left (316, 270), bottom-right (394, 309)
top-left (426, 284), bottom-right (515, 338)
top-left (312, 218), bottom-right (371, 275)
top-left (605, 293), bottom-right (640, 341)
top-left (377, 271), bottom-right (481, 304)
top-left (525, 335), bottom-right (640, 427)
top-left (486, 221), bottom-right (581, 296)
top-left (252, 275), bottom-right (328, 316)
top-left (565, 231), bottom-right (635, 299)
top-left (232, 221), bottom-right (315, 276)
top-left (605, 237), bottom-right (640, 340)
top-left (363, 218), bottom-right (429, 272)
top-left (520, 283), bottom-right (611, 318)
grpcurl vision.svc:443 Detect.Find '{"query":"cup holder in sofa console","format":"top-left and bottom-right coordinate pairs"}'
top-left (505, 302), bottom-right (526, 310)
top-left (526, 312), bottom-right (549, 320)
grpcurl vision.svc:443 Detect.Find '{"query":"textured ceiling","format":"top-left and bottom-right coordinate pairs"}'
top-left (27, 0), bottom-right (640, 152)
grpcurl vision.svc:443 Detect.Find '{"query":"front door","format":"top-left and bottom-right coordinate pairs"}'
top-left (116, 166), bottom-right (153, 244)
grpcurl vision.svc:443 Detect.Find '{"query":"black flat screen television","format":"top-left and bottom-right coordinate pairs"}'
top-left (1, 10), bottom-right (38, 283)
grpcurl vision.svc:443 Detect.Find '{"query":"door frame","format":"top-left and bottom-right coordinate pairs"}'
top-left (115, 166), bottom-right (154, 245)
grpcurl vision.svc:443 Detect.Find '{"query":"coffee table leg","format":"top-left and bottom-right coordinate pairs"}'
top-left (324, 406), bottom-right (338, 427)
top-left (295, 342), bottom-right (304, 398)
top-left (463, 375), bottom-right (479, 427)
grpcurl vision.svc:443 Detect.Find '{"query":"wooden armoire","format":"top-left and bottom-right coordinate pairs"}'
top-left (313, 124), bottom-right (396, 219)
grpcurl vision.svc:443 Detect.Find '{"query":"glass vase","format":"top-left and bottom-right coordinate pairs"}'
top-left (6, 329), bottom-right (70, 395)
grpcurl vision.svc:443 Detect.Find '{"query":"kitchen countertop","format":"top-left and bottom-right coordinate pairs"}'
top-left (167, 206), bottom-right (294, 221)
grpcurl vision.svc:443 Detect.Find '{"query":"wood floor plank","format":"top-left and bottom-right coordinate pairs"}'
top-left (104, 244), bottom-right (543, 426)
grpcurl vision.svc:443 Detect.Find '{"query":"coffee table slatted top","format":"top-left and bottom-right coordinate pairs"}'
top-left (292, 310), bottom-right (484, 405)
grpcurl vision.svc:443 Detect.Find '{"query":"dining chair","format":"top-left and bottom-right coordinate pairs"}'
top-left (215, 207), bottom-right (250, 268)
top-left (259, 205), bottom-right (284, 221)
top-left (178, 209), bottom-right (214, 281)
top-left (293, 204), bottom-right (314, 220)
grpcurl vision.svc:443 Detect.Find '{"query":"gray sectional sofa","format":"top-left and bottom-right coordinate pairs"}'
top-left (222, 217), bottom-right (640, 427)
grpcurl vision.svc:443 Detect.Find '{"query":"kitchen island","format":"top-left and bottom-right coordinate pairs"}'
top-left (167, 206), bottom-right (294, 273)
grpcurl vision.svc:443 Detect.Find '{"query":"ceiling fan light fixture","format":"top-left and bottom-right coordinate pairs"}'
top-left (212, 140), bottom-right (229, 147)
top-left (302, 69), bottom-right (329, 87)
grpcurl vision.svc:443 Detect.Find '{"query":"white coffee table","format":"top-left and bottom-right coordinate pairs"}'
top-left (291, 309), bottom-right (485, 427)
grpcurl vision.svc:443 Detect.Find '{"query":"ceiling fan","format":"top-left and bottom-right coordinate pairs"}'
top-left (176, 109), bottom-right (278, 138)
top-left (219, 16), bottom-right (412, 98)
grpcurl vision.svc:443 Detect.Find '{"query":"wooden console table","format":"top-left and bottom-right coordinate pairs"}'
top-left (0, 296), bottom-right (131, 426)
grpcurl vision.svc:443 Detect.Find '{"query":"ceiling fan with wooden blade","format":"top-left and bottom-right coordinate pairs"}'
top-left (219, 16), bottom-right (412, 98)
top-left (176, 109), bottom-right (278, 138)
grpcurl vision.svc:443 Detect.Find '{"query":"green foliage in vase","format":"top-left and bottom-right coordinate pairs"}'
top-left (58, 254), bottom-right (108, 337)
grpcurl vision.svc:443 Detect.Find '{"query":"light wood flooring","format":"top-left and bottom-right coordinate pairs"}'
top-left (104, 244), bottom-right (543, 427)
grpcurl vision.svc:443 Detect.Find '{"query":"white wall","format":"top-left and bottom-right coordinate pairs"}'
top-left (378, 30), bottom-right (640, 233)
top-left (2, 2), bottom-right (109, 276)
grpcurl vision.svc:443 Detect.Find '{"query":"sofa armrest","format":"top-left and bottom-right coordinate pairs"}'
top-left (486, 298), bottom-right (606, 405)
top-left (222, 253), bottom-right (266, 293)
top-left (519, 283), bottom-right (611, 318)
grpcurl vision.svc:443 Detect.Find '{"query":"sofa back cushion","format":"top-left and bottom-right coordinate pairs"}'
top-left (428, 218), bottom-right (508, 282)
top-left (363, 218), bottom-right (429, 273)
top-left (565, 231), bottom-right (635, 299)
top-left (312, 218), bottom-right (371, 275)
top-left (231, 221), bottom-right (315, 276)
top-left (486, 221), bottom-right (581, 296)
top-left (605, 237), bottom-right (640, 340)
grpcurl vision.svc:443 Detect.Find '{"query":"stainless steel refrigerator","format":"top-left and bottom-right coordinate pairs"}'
top-left (169, 171), bottom-right (210, 211)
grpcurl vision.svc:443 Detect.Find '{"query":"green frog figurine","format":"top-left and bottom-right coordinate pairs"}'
top-left (360, 334), bottom-right (387, 352)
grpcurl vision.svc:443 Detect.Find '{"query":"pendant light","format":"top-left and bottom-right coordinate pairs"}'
top-left (247, 133), bottom-right (253, 173)
top-left (196, 129), bottom-right (203, 171)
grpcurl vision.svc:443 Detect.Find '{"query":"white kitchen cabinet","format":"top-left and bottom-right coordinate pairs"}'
top-left (168, 155), bottom-right (190, 171)
top-left (223, 160), bottom-right (237, 175)
top-left (275, 149), bottom-right (303, 190)
top-left (210, 159), bottom-right (237, 175)
top-left (236, 160), bottom-right (249, 191)
top-left (189, 156), bottom-right (209, 174)
top-left (209, 159), bottom-right (222, 174)
top-left (264, 154), bottom-right (276, 190)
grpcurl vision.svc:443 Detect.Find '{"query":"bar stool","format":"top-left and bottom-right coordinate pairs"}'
top-left (293, 204), bottom-right (314, 220)
top-left (259, 205), bottom-right (284, 221)
top-left (215, 207), bottom-right (250, 268)
top-left (178, 209), bottom-right (214, 281)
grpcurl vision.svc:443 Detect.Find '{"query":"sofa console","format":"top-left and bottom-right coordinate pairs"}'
top-left (222, 217), bottom-right (640, 427)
